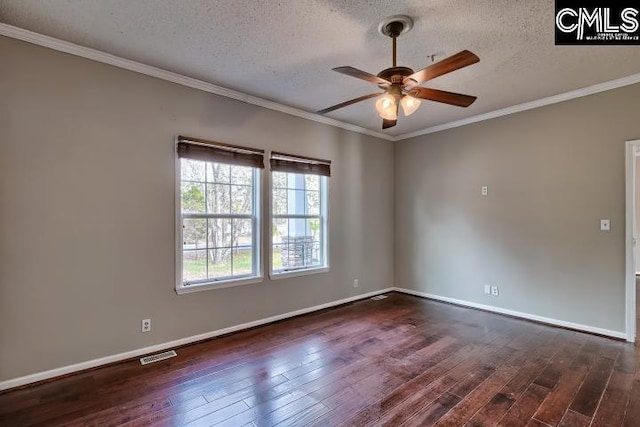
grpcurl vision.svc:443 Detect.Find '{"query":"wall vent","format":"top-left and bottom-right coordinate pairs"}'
top-left (371, 295), bottom-right (388, 300)
top-left (140, 350), bottom-right (177, 365)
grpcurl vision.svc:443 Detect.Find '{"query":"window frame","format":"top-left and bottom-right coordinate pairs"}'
top-left (175, 151), bottom-right (263, 295)
top-left (268, 169), bottom-right (329, 280)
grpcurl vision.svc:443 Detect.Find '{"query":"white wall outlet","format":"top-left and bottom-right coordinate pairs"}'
top-left (600, 219), bottom-right (610, 231)
top-left (491, 286), bottom-right (499, 296)
top-left (481, 186), bottom-right (488, 196)
top-left (484, 285), bottom-right (491, 295)
top-left (142, 318), bottom-right (151, 333)
top-left (353, 279), bottom-right (359, 288)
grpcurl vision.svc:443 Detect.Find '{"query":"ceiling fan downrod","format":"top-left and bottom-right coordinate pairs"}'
top-left (384, 20), bottom-right (405, 68)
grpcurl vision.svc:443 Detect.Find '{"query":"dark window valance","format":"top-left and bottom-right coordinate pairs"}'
top-left (177, 135), bottom-right (265, 169)
top-left (270, 151), bottom-right (331, 177)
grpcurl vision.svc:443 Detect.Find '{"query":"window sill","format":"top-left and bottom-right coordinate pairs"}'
top-left (175, 276), bottom-right (263, 295)
top-left (269, 266), bottom-right (329, 281)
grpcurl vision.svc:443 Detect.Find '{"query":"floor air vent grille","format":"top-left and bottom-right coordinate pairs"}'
top-left (371, 295), bottom-right (388, 300)
top-left (140, 350), bottom-right (177, 365)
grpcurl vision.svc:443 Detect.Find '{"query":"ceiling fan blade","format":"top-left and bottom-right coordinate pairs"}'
top-left (332, 66), bottom-right (391, 86)
top-left (382, 118), bottom-right (397, 129)
top-left (316, 92), bottom-right (383, 114)
top-left (404, 50), bottom-right (479, 87)
top-left (408, 87), bottom-right (477, 107)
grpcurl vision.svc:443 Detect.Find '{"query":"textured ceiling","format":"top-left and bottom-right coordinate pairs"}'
top-left (1, 0), bottom-right (640, 136)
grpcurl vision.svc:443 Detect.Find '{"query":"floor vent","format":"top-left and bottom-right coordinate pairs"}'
top-left (140, 350), bottom-right (177, 365)
top-left (371, 295), bottom-right (388, 300)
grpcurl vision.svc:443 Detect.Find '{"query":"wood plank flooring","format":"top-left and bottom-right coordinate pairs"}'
top-left (0, 292), bottom-right (637, 426)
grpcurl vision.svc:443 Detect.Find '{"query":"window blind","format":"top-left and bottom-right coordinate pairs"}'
top-left (270, 151), bottom-right (331, 177)
top-left (176, 135), bottom-right (265, 169)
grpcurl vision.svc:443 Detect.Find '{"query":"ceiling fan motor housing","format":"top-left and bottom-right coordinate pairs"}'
top-left (377, 66), bottom-right (414, 87)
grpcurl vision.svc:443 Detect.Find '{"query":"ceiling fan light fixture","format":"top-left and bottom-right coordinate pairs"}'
top-left (400, 95), bottom-right (421, 116)
top-left (375, 94), bottom-right (397, 120)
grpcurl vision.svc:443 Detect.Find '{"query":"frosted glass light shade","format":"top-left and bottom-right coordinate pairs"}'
top-left (375, 94), bottom-right (397, 120)
top-left (401, 95), bottom-right (421, 116)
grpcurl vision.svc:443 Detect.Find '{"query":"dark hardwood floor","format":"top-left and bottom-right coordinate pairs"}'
top-left (0, 292), bottom-right (637, 426)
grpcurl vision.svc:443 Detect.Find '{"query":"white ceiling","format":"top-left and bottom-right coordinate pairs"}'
top-left (1, 0), bottom-right (640, 137)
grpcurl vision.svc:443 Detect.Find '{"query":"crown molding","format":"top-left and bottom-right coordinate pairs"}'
top-left (2, 23), bottom-right (640, 143)
top-left (394, 72), bottom-right (640, 141)
top-left (0, 23), bottom-right (394, 141)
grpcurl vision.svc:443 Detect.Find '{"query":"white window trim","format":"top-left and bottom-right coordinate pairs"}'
top-left (269, 266), bottom-right (330, 281)
top-left (268, 170), bottom-right (330, 279)
top-left (175, 276), bottom-right (263, 295)
top-left (174, 154), bottom-right (264, 294)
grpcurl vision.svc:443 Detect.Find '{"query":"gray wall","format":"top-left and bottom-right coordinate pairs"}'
top-left (0, 36), bottom-right (394, 381)
top-left (395, 84), bottom-right (640, 333)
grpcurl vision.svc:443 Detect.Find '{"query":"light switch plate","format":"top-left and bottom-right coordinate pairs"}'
top-left (600, 219), bottom-right (610, 231)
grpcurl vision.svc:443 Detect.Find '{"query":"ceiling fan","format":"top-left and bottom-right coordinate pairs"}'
top-left (317, 15), bottom-right (480, 130)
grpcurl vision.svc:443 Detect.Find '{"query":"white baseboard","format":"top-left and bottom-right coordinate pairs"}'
top-left (3, 286), bottom-right (625, 391)
top-left (0, 287), bottom-right (393, 392)
top-left (392, 287), bottom-right (627, 340)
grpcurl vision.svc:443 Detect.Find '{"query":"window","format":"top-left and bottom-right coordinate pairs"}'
top-left (176, 136), bottom-right (264, 293)
top-left (270, 152), bottom-right (330, 277)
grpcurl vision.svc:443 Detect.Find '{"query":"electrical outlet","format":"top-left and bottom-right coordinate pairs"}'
top-left (481, 186), bottom-right (488, 196)
top-left (142, 319), bottom-right (151, 333)
top-left (491, 286), bottom-right (499, 296)
top-left (484, 285), bottom-right (491, 295)
top-left (353, 279), bottom-right (359, 288)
